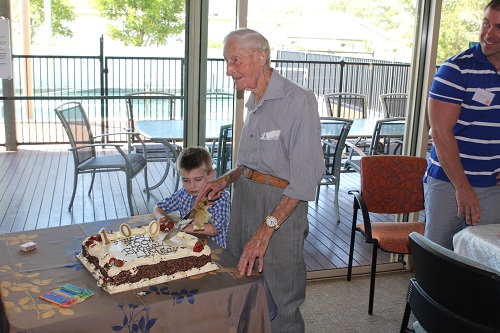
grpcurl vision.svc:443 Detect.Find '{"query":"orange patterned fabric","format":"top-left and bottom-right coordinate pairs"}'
top-left (358, 222), bottom-right (425, 253)
top-left (360, 155), bottom-right (427, 214)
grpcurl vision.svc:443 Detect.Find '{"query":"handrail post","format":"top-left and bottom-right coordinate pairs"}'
top-left (337, 61), bottom-right (345, 117)
top-left (100, 35), bottom-right (108, 141)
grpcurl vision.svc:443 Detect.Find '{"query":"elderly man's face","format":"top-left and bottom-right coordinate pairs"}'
top-left (223, 38), bottom-right (262, 91)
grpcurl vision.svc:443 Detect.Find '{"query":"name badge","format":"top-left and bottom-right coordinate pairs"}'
top-left (472, 89), bottom-right (495, 106)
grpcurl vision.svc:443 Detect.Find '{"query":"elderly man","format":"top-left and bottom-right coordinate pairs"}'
top-left (198, 28), bottom-right (324, 332)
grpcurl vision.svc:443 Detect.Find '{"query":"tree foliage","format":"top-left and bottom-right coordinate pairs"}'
top-left (20, 0), bottom-right (76, 43)
top-left (90, 0), bottom-right (185, 46)
top-left (328, 0), bottom-right (485, 63)
top-left (437, 1), bottom-right (484, 62)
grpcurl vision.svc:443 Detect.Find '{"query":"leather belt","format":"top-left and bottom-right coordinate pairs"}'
top-left (244, 168), bottom-right (289, 188)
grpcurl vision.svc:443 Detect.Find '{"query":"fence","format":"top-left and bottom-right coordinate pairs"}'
top-left (0, 51), bottom-right (410, 145)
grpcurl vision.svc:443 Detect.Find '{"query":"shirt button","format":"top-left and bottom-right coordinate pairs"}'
top-left (250, 134), bottom-right (253, 138)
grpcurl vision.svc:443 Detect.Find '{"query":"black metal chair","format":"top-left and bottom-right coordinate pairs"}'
top-left (55, 101), bottom-right (149, 216)
top-left (344, 117), bottom-right (405, 173)
top-left (125, 92), bottom-right (181, 191)
top-left (215, 124), bottom-right (233, 178)
top-left (400, 232), bottom-right (500, 333)
top-left (316, 117), bottom-right (353, 222)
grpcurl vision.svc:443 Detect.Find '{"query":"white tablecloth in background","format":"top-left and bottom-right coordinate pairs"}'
top-left (453, 224), bottom-right (500, 272)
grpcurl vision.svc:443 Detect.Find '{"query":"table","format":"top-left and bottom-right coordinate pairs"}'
top-left (135, 119), bottom-right (232, 142)
top-left (453, 224), bottom-right (500, 272)
top-left (348, 118), bottom-right (379, 138)
top-left (0, 215), bottom-right (276, 333)
top-left (135, 119), bottom-right (232, 190)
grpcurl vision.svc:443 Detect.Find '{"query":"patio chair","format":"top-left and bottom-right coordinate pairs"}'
top-left (215, 124), bottom-right (233, 178)
top-left (344, 117), bottom-right (405, 173)
top-left (347, 155), bottom-right (426, 314)
top-left (324, 92), bottom-right (367, 119)
top-left (55, 101), bottom-right (149, 216)
top-left (400, 232), bottom-right (500, 333)
top-left (379, 93), bottom-right (408, 118)
top-left (316, 117), bottom-right (353, 222)
top-left (126, 92), bottom-right (181, 190)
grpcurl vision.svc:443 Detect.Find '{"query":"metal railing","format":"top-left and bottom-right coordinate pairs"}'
top-left (0, 52), bottom-right (410, 145)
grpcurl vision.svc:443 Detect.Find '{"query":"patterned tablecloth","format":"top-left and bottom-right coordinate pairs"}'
top-left (453, 224), bottom-right (500, 273)
top-left (0, 214), bottom-right (276, 333)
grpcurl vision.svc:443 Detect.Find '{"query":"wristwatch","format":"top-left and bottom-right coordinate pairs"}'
top-left (265, 215), bottom-right (280, 230)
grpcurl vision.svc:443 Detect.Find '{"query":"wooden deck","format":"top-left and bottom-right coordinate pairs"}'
top-left (0, 145), bottom-right (417, 279)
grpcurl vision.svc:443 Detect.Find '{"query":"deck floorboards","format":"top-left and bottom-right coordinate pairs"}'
top-left (0, 145), bottom-right (423, 278)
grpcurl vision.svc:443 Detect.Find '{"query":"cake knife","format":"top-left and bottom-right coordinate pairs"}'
top-left (162, 193), bottom-right (209, 240)
top-left (161, 214), bottom-right (193, 240)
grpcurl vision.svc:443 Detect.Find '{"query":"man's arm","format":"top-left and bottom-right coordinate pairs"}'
top-left (428, 98), bottom-right (480, 225)
top-left (196, 166), bottom-right (245, 203)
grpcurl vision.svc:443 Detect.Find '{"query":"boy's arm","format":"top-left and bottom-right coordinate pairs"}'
top-left (153, 205), bottom-right (169, 223)
top-left (155, 190), bottom-right (184, 223)
top-left (183, 191), bottom-right (230, 237)
top-left (183, 223), bottom-right (218, 236)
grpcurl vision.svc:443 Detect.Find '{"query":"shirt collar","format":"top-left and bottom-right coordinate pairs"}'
top-left (245, 69), bottom-right (285, 112)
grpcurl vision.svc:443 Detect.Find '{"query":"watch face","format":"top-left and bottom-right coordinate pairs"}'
top-left (266, 215), bottom-right (278, 227)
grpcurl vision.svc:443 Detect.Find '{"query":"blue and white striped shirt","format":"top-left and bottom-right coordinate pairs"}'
top-left (156, 188), bottom-right (230, 248)
top-left (427, 44), bottom-right (500, 187)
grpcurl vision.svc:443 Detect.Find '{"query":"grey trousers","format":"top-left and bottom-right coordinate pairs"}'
top-left (424, 176), bottom-right (500, 250)
top-left (227, 175), bottom-right (308, 333)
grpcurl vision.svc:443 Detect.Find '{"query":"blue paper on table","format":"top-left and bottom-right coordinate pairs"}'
top-left (39, 284), bottom-right (94, 307)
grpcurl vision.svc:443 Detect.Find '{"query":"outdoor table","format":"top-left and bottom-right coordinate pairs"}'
top-left (135, 119), bottom-right (232, 190)
top-left (135, 119), bottom-right (232, 142)
top-left (453, 224), bottom-right (500, 272)
top-left (348, 118), bottom-right (379, 138)
top-left (0, 214), bottom-right (276, 333)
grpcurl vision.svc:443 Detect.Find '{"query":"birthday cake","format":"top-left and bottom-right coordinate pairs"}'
top-left (76, 221), bottom-right (218, 294)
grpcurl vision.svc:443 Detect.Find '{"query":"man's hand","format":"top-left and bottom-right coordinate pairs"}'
top-left (196, 167), bottom-right (244, 204)
top-left (237, 224), bottom-right (274, 276)
top-left (455, 184), bottom-right (481, 225)
top-left (196, 176), bottom-right (228, 204)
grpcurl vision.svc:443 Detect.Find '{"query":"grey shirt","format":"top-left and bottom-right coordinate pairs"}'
top-left (236, 70), bottom-right (324, 201)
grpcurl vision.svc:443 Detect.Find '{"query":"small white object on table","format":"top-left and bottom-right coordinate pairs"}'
top-left (453, 224), bottom-right (500, 272)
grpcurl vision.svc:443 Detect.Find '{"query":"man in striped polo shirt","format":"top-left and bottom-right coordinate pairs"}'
top-left (425, 0), bottom-right (500, 250)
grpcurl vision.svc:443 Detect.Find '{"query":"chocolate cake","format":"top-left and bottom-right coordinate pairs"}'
top-left (77, 222), bottom-right (218, 294)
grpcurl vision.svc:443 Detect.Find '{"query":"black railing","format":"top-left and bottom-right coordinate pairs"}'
top-left (0, 52), bottom-right (410, 145)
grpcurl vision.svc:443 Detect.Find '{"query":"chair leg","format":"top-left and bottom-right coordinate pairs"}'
top-left (368, 243), bottom-right (379, 315)
top-left (400, 300), bottom-right (412, 333)
top-left (347, 217), bottom-right (357, 281)
top-left (143, 166), bottom-right (149, 198)
top-left (126, 178), bottom-right (135, 216)
top-left (88, 172), bottom-right (96, 196)
top-left (315, 185), bottom-right (320, 203)
top-left (334, 183), bottom-right (340, 222)
top-left (68, 169), bottom-right (79, 211)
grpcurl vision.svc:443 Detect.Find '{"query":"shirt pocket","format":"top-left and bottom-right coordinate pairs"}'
top-left (258, 138), bottom-right (285, 171)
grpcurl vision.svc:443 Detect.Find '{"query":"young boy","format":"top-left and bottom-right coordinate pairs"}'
top-left (153, 146), bottom-right (230, 248)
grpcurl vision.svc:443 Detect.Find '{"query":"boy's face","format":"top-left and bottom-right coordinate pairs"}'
top-left (179, 166), bottom-right (214, 197)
